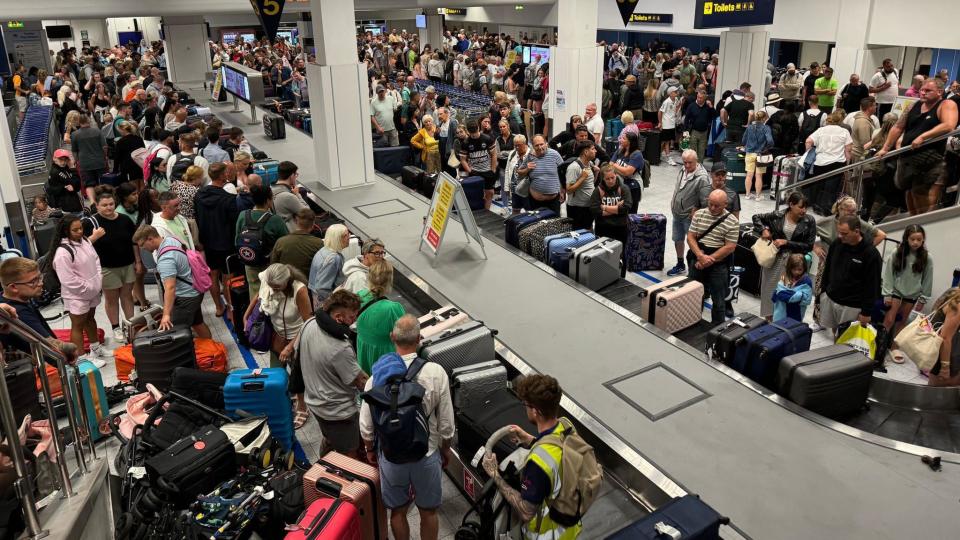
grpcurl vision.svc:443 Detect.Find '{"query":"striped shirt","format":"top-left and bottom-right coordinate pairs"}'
top-left (689, 209), bottom-right (739, 249)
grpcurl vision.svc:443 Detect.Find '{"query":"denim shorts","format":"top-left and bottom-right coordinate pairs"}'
top-left (378, 450), bottom-right (442, 510)
top-left (672, 215), bottom-right (692, 243)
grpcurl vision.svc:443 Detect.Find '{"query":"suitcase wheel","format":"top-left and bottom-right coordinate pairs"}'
top-left (251, 445), bottom-right (272, 469)
top-left (274, 448), bottom-right (295, 471)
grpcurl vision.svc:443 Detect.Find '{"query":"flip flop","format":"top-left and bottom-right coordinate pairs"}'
top-left (892, 351), bottom-right (906, 364)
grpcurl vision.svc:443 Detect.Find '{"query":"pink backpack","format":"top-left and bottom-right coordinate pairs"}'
top-left (141, 145), bottom-right (165, 184)
top-left (157, 244), bottom-right (213, 294)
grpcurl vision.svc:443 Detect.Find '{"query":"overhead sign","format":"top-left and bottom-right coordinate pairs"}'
top-left (249, 0), bottom-right (286, 42)
top-left (7, 21), bottom-right (24, 29)
top-left (615, 0), bottom-right (639, 27)
top-left (630, 13), bottom-right (674, 24)
top-left (694, 1), bottom-right (777, 29)
top-left (419, 173), bottom-right (487, 263)
top-left (438, 8), bottom-right (467, 16)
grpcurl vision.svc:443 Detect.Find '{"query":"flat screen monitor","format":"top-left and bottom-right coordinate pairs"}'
top-left (45, 25), bottom-right (72, 39)
top-left (222, 65), bottom-right (252, 103)
top-left (118, 31), bottom-right (143, 47)
top-left (416, 14), bottom-right (427, 29)
top-left (694, 0), bottom-right (777, 29)
top-left (276, 29), bottom-right (298, 44)
top-left (522, 44), bottom-right (550, 65)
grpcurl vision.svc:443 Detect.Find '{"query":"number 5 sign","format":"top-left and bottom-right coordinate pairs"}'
top-left (249, 0), bottom-right (286, 42)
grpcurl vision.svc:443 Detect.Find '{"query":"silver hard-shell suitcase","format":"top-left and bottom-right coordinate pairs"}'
top-left (569, 238), bottom-right (622, 291)
top-left (418, 321), bottom-right (497, 374)
top-left (776, 344), bottom-right (873, 418)
top-left (450, 360), bottom-right (508, 410)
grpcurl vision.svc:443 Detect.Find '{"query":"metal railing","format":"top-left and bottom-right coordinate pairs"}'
top-left (774, 126), bottom-right (960, 212)
top-left (0, 309), bottom-right (99, 539)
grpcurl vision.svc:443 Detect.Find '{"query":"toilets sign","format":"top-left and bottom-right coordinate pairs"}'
top-left (249, 0), bottom-right (286, 42)
top-left (694, 0), bottom-right (777, 28)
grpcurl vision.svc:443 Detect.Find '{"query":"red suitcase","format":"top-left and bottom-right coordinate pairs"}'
top-left (285, 498), bottom-right (362, 540)
top-left (303, 452), bottom-right (388, 540)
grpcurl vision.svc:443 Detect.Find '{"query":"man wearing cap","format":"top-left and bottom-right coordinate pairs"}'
top-left (371, 84), bottom-right (400, 147)
top-left (779, 63), bottom-right (803, 105)
top-left (700, 164), bottom-right (741, 219)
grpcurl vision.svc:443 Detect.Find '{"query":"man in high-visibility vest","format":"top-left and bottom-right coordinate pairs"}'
top-left (482, 374), bottom-right (582, 539)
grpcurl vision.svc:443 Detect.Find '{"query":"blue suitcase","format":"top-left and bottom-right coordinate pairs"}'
top-left (68, 360), bottom-right (109, 442)
top-left (461, 176), bottom-right (486, 211)
top-left (626, 213), bottom-right (666, 272)
top-left (252, 160), bottom-right (280, 185)
top-left (543, 229), bottom-right (596, 269)
top-left (730, 318), bottom-right (812, 388)
top-left (100, 172), bottom-right (123, 187)
top-left (224, 368), bottom-right (293, 450)
top-left (372, 146), bottom-right (412, 175)
top-left (606, 495), bottom-right (727, 539)
top-left (504, 209), bottom-right (556, 248)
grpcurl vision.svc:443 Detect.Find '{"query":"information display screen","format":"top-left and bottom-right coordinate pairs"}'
top-left (222, 65), bottom-right (252, 103)
top-left (522, 44), bottom-right (550, 65)
top-left (416, 14), bottom-right (427, 29)
top-left (693, 0), bottom-right (776, 29)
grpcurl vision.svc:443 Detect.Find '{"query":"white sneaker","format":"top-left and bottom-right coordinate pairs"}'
top-left (90, 343), bottom-right (113, 358)
top-left (809, 322), bottom-right (824, 332)
top-left (81, 355), bottom-right (107, 369)
top-left (112, 327), bottom-right (125, 344)
top-left (668, 158), bottom-right (678, 166)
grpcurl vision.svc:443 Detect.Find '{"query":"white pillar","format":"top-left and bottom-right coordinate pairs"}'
top-left (161, 17), bottom-right (212, 84)
top-left (309, 0), bottom-right (376, 190)
top-left (718, 28), bottom-right (771, 108)
top-left (419, 15), bottom-right (443, 52)
top-left (829, 0), bottom-right (876, 81)
top-left (550, 0), bottom-right (603, 124)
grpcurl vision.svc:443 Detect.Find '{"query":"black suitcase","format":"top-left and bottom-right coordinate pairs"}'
top-left (263, 114), bottom-right (286, 140)
top-left (5, 358), bottom-right (41, 424)
top-left (640, 129), bottom-right (661, 165)
top-left (733, 224), bottom-right (762, 296)
top-left (401, 165), bottom-right (425, 190)
top-left (145, 424), bottom-right (236, 503)
top-left (705, 314), bottom-right (767, 364)
top-left (133, 327), bottom-right (197, 391)
top-left (777, 344), bottom-right (873, 418)
top-left (455, 387), bottom-right (528, 464)
top-left (170, 367), bottom-right (228, 411)
top-left (418, 172), bottom-right (438, 198)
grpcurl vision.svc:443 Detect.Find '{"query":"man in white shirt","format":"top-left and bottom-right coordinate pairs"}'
top-left (869, 58), bottom-right (900, 119)
top-left (658, 87), bottom-right (681, 166)
top-left (582, 103), bottom-right (604, 144)
top-left (370, 84), bottom-right (400, 147)
top-left (360, 315), bottom-right (455, 540)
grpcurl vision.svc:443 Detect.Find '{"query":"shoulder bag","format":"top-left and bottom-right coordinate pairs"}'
top-left (751, 237), bottom-right (779, 268)
top-left (894, 307), bottom-right (945, 372)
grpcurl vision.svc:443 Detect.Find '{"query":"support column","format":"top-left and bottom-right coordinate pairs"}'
top-left (419, 14), bottom-right (443, 52)
top-left (718, 28), bottom-right (771, 108)
top-left (308, 0), bottom-right (375, 190)
top-left (161, 17), bottom-right (212, 83)
top-left (829, 0), bottom-right (875, 82)
top-left (550, 0), bottom-right (603, 125)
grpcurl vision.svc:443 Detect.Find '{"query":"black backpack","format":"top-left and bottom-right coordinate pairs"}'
top-left (798, 110), bottom-right (824, 146)
top-left (168, 152), bottom-right (198, 182)
top-left (236, 210), bottom-right (275, 267)
top-left (361, 358), bottom-right (430, 464)
top-left (37, 243), bottom-right (74, 307)
top-left (558, 156), bottom-right (579, 180)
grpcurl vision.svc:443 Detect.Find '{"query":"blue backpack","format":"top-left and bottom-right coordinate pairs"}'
top-left (362, 353), bottom-right (430, 464)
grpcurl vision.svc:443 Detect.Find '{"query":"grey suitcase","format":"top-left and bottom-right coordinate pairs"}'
top-left (777, 344), bottom-right (873, 418)
top-left (450, 360), bottom-right (508, 410)
top-left (418, 321), bottom-right (496, 374)
top-left (569, 238), bottom-right (622, 291)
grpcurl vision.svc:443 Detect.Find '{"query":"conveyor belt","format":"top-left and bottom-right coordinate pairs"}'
top-left (846, 402), bottom-right (960, 455)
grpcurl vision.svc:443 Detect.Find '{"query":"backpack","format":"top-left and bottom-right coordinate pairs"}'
top-left (531, 417), bottom-right (603, 528)
top-left (156, 243), bottom-right (213, 294)
top-left (141, 145), bottom-right (165, 183)
top-left (37, 244), bottom-right (74, 307)
top-left (798, 110), bottom-right (824, 145)
top-left (361, 354), bottom-right (430, 464)
top-left (168, 152), bottom-right (198, 182)
top-left (236, 210), bottom-right (276, 267)
top-left (557, 156), bottom-right (579, 180)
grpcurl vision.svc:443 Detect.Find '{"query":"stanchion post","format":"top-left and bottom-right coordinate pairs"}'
top-left (30, 344), bottom-right (74, 497)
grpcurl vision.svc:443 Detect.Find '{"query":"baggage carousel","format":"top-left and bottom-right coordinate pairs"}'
top-left (206, 99), bottom-right (959, 539)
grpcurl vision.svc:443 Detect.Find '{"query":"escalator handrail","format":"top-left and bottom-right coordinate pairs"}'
top-left (785, 126), bottom-right (960, 194)
top-left (0, 309), bottom-right (68, 364)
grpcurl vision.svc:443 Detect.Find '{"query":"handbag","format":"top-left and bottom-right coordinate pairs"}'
top-left (756, 152), bottom-right (774, 165)
top-left (447, 152), bottom-right (460, 169)
top-left (244, 300), bottom-right (274, 352)
top-left (515, 175), bottom-right (531, 198)
top-left (751, 238), bottom-right (779, 268)
top-left (894, 313), bottom-right (944, 372)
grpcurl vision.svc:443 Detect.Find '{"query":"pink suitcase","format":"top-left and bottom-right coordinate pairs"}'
top-left (419, 305), bottom-right (471, 340)
top-left (639, 276), bottom-right (705, 333)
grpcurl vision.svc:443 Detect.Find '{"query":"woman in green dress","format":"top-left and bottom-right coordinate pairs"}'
top-left (355, 260), bottom-right (405, 375)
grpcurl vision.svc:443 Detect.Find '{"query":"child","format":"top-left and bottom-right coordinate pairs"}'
top-left (772, 253), bottom-right (813, 322)
top-left (883, 224), bottom-right (934, 363)
top-left (30, 195), bottom-right (53, 226)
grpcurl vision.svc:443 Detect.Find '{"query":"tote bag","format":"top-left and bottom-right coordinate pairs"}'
top-left (244, 301), bottom-right (274, 352)
top-left (751, 238), bottom-right (779, 269)
top-left (894, 314), bottom-right (943, 372)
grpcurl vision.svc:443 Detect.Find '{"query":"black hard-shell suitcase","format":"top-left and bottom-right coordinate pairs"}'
top-left (170, 367), bottom-right (228, 411)
top-left (450, 360), bottom-right (508, 410)
top-left (455, 387), bottom-right (527, 464)
top-left (639, 129), bottom-right (661, 165)
top-left (734, 224), bottom-right (762, 296)
top-left (263, 113), bottom-right (286, 140)
top-left (777, 344), bottom-right (873, 418)
top-left (705, 313), bottom-right (767, 364)
top-left (145, 424), bottom-right (236, 503)
top-left (133, 327), bottom-right (197, 391)
top-left (418, 321), bottom-right (497, 374)
top-left (401, 165), bottom-right (425, 190)
top-left (5, 358), bottom-right (41, 424)
top-left (418, 172), bottom-right (438, 198)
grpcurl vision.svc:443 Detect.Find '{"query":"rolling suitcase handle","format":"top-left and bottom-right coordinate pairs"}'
top-left (421, 323), bottom-right (497, 346)
top-left (314, 477), bottom-right (344, 497)
top-left (297, 498), bottom-right (345, 539)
